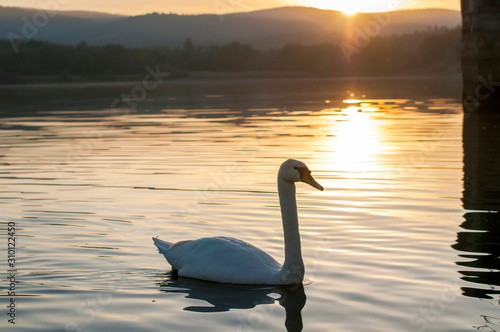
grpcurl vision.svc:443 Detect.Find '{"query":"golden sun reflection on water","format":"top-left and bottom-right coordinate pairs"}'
top-left (335, 105), bottom-right (383, 173)
top-left (315, 100), bottom-right (387, 193)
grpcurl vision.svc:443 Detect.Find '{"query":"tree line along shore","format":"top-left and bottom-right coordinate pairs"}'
top-left (0, 26), bottom-right (460, 84)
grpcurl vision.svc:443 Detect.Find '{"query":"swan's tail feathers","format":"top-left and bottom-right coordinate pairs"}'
top-left (152, 237), bottom-right (173, 254)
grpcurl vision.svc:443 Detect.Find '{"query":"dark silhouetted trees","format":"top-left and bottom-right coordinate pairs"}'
top-left (0, 26), bottom-right (460, 83)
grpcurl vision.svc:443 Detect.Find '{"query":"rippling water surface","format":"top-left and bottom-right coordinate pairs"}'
top-left (1, 78), bottom-right (499, 331)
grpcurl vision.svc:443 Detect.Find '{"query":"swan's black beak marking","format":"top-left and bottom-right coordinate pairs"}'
top-left (296, 167), bottom-right (324, 191)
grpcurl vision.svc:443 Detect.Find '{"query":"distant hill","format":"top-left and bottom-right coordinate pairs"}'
top-left (0, 6), bottom-right (123, 21)
top-left (0, 6), bottom-right (461, 48)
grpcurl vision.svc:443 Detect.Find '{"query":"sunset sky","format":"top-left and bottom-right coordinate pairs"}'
top-left (0, 0), bottom-right (460, 16)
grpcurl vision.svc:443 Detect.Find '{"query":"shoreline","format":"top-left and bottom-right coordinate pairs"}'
top-left (0, 72), bottom-right (462, 89)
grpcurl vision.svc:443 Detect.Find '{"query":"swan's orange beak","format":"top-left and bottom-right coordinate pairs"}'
top-left (301, 171), bottom-right (324, 191)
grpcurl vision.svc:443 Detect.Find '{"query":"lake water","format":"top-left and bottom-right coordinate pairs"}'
top-left (1, 77), bottom-right (499, 332)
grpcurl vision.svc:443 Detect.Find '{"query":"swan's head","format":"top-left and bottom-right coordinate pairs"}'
top-left (279, 159), bottom-right (324, 191)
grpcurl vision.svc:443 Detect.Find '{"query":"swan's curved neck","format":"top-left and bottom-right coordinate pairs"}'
top-left (278, 178), bottom-right (304, 283)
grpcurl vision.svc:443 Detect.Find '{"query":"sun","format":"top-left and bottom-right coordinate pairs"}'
top-left (301, 0), bottom-right (396, 15)
top-left (343, 7), bottom-right (359, 16)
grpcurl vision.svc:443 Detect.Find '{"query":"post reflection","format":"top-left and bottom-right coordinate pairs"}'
top-left (454, 111), bottom-right (500, 304)
top-left (155, 272), bottom-right (307, 332)
top-left (453, 211), bottom-right (500, 299)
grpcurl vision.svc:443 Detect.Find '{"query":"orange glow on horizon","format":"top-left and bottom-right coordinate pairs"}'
top-left (301, 0), bottom-right (400, 15)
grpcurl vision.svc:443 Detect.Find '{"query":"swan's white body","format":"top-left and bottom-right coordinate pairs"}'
top-left (153, 236), bottom-right (283, 284)
top-left (153, 159), bottom-right (323, 285)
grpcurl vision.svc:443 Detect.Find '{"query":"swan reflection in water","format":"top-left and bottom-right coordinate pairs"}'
top-left (155, 271), bottom-right (307, 332)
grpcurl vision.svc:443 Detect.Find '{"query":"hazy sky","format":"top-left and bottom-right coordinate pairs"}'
top-left (0, 0), bottom-right (461, 16)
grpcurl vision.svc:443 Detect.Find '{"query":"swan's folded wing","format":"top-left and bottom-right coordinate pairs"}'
top-left (166, 236), bottom-right (282, 284)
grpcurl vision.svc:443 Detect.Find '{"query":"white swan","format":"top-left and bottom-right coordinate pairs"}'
top-left (152, 159), bottom-right (323, 285)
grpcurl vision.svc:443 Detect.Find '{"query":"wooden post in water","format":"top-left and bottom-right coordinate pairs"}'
top-left (462, 112), bottom-right (500, 211)
top-left (461, 1), bottom-right (500, 212)
top-left (461, 0), bottom-right (500, 115)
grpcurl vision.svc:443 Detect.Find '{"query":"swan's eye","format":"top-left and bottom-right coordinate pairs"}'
top-left (295, 166), bottom-right (324, 191)
top-left (294, 167), bottom-right (310, 181)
